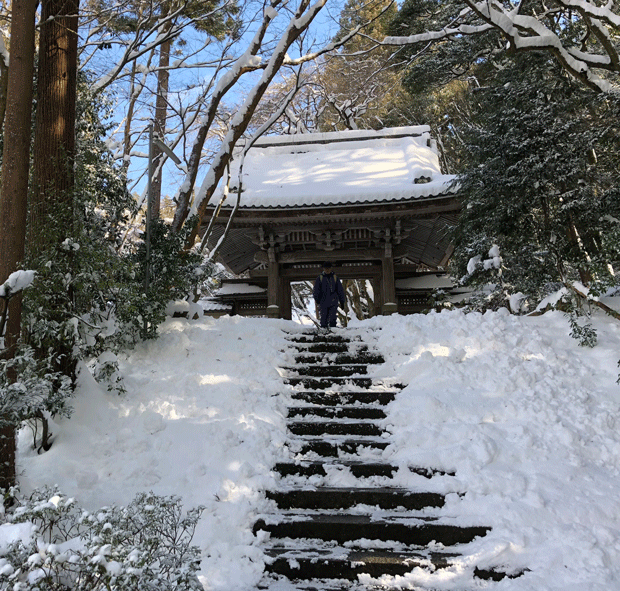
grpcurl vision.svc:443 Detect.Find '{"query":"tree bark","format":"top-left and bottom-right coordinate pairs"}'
top-left (0, 0), bottom-right (38, 493)
top-left (0, 35), bottom-right (9, 137)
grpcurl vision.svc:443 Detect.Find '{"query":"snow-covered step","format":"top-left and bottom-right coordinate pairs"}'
top-left (283, 364), bottom-right (370, 377)
top-left (263, 546), bottom-right (458, 580)
top-left (287, 436), bottom-right (390, 458)
top-left (274, 460), bottom-right (397, 479)
top-left (285, 333), bottom-right (359, 344)
top-left (287, 341), bottom-right (352, 353)
top-left (293, 351), bottom-right (385, 365)
top-left (291, 390), bottom-right (398, 406)
top-left (254, 513), bottom-right (490, 546)
top-left (287, 419), bottom-right (384, 437)
top-left (287, 406), bottom-right (387, 420)
top-left (286, 376), bottom-right (376, 389)
top-left (266, 487), bottom-right (445, 511)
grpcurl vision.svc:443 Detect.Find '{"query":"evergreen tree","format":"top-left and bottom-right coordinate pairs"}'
top-left (450, 53), bottom-right (620, 313)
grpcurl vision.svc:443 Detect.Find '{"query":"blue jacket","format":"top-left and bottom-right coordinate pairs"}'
top-left (313, 271), bottom-right (345, 311)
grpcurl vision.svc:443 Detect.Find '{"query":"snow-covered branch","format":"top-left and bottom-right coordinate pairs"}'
top-left (180, 0), bottom-right (331, 247)
top-left (200, 67), bottom-right (305, 259)
top-left (381, 0), bottom-right (620, 93)
top-left (170, 0), bottom-right (285, 232)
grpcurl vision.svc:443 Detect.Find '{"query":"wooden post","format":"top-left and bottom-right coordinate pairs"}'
top-left (267, 247), bottom-right (280, 318)
top-left (381, 243), bottom-right (397, 315)
top-left (372, 277), bottom-right (382, 317)
top-left (281, 279), bottom-right (292, 320)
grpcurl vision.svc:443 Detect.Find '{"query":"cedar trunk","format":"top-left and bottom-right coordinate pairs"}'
top-left (30, 0), bottom-right (80, 247)
top-left (28, 0), bottom-right (79, 397)
top-left (0, 0), bottom-right (38, 492)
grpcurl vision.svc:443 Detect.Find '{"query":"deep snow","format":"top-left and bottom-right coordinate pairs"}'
top-left (13, 309), bottom-right (620, 590)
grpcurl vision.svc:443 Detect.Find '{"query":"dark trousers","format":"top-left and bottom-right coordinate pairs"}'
top-left (320, 305), bottom-right (338, 328)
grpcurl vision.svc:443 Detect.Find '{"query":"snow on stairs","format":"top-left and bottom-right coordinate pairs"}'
top-left (254, 330), bottom-right (522, 590)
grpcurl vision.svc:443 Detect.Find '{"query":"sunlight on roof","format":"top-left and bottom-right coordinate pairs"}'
top-left (199, 374), bottom-right (232, 385)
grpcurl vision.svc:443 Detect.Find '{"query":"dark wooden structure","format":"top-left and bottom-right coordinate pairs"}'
top-left (202, 127), bottom-right (461, 318)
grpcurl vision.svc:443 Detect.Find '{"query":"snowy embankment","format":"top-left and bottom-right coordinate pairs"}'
top-left (15, 309), bottom-right (620, 590)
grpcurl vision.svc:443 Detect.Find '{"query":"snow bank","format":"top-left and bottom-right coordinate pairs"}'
top-left (349, 309), bottom-right (620, 590)
top-left (18, 316), bottom-right (294, 589)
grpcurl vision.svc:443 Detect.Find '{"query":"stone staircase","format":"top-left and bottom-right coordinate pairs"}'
top-left (254, 330), bottom-right (522, 589)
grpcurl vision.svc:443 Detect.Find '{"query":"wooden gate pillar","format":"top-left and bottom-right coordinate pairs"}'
top-left (281, 278), bottom-right (292, 320)
top-left (381, 244), bottom-right (397, 315)
top-left (371, 277), bottom-right (381, 317)
top-left (267, 247), bottom-right (280, 318)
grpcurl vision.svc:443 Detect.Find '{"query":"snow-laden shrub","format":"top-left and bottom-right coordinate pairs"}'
top-left (0, 488), bottom-right (204, 590)
top-left (0, 346), bottom-right (72, 434)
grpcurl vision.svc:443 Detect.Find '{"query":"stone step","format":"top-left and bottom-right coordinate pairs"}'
top-left (284, 365), bottom-right (369, 378)
top-left (263, 547), bottom-right (457, 581)
top-left (287, 420), bottom-right (384, 437)
top-left (289, 342), bottom-right (352, 354)
top-left (287, 406), bottom-right (387, 420)
top-left (293, 352), bottom-right (385, 365)
top-left (274, 461), bottom-right (452, 479)
top-left (287, 334), bottom-right (354, 344)
top-left (286, 376), bottom-right (375, 389)
top-left (274, 461), bottom-right (397, 478)
top-left (254, 514), bottom-right (491, 546)
top-left (266, 487), bottom-right (445, 511)
top-left (291, 390), bottom-right (397, 406)
top-left (290, 437), bottom-right (390, 457)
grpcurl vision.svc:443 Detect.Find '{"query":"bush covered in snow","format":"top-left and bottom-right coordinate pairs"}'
top-left (0, 488), bottom-right (204, 590)
top-left (0, 346), bottom-right (73, 452)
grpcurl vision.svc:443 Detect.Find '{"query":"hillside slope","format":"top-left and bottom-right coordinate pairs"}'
top-left (16, 310), bottom-right (620, 590)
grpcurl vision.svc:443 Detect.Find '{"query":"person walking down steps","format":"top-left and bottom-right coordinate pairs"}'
top-left (313, 261), bottom-right (346, 331)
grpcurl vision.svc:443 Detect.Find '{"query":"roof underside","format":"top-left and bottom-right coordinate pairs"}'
top-left (205, 211), bottom-right (459, 276)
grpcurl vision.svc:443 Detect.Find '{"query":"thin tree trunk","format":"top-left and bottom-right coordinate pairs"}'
top-left (122, 49), bottom-right (156, 174)
top-left (123, 60), bottom-right (139, 173)
top-left (151, 34), bottom-right (172, 220)
top-left (0, 0), bottom-right (38, 493)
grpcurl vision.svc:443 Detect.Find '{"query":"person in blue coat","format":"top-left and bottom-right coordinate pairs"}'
top-left (313, 261), bottom-right (346, 329)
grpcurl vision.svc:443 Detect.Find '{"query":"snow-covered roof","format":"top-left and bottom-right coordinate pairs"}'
top-left (215, 283), bottom-right (266, 296)
top-left (201, 299), bottom-right (233, 312)
top-left (219, 126), bottom-right (456, 209)
top-left (395, 274), bottom-right (456, 290)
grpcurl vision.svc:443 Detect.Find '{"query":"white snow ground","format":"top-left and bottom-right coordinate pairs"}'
top-left (13, 309), bottom-right (620, 590)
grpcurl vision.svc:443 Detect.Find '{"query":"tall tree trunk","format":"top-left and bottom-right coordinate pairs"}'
top-left (151, 34), bottom-right (172, 220)
top-left (29, 0), bottom-right (79, 382)
top-left (30, 0), bottom-right (79, 245)
top-left (0, 0), bottom-right (38, 493)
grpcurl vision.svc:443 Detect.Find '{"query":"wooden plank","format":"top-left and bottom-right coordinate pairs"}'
top-left (381, 254), bottom-right (396, 311)
top-left (257, 249), bottom-right (385, 264)
top-left (203, 196), bottom-right (461, 227)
